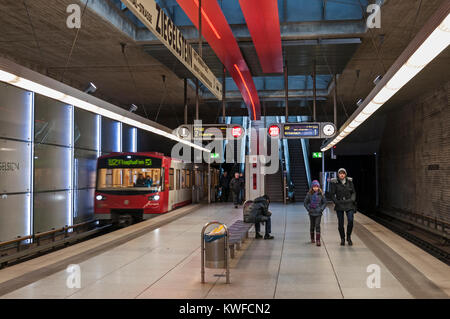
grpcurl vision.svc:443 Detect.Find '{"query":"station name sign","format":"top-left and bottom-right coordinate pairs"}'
top-left (267, 122), bottom-right (337, 139)
top-left (121, 0), bottom-right (222, 100)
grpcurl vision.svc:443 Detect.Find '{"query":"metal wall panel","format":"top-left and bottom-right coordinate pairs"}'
top-left (101, 118), bottom-right (120, 153)
top-left (33, 191), bottom-right (71, 233)
top-left (0, 138), bottom-right (32, 193)
top-left (74, 149), bottom-right (97, 189)
top-left (74, 188), bottom-right (94, 223)
top-left (122, 124), bottom-right (136, 153)
top-left (34, 144), bottom-right (71, 192)
top-left (0, 193), bottom-right (30, 242)
top-left (0, 84), bottom-right (33, 141)
top-left (34, 94), bottom-right (72, 147)
top-left (74, 109), bottom-right (99, 151)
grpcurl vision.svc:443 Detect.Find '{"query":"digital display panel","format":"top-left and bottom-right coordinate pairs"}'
top-left (283, 123), bottom-right (320, 137)
top-left (98, 156), bottom-right (162, 169)
top-left (193, 126), bottom-right (227, 139)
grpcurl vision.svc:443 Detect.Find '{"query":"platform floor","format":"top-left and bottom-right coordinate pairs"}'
top-left (0, 203), bottom-right (449, 299)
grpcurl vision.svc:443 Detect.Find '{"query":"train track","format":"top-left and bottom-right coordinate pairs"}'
top-left (362, 210), bottom-right (450, 266)
top-left (0, 220), bottom-right (113, 268)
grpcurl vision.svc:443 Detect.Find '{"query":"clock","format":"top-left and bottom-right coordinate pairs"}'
top-left (322, 124), bottom-right (336, 137)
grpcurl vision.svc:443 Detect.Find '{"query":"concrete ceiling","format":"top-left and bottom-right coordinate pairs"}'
top-left (0, 0), bottom-right (448, 133)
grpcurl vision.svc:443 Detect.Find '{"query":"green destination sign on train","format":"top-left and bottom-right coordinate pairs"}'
top-left (108, 158), bottom-right (152, 167)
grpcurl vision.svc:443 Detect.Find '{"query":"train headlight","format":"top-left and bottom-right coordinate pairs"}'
top-left (96, 195), bottom-right (106, 201)
top-left (148, 194), bottom-right (160, 201)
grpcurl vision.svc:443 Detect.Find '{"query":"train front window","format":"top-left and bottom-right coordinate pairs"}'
top-left (97, 168), bottom-right (162, 192)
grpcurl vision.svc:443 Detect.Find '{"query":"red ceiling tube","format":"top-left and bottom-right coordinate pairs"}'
top-left (238, 0), bottom-right (283, 74)
top-left (175, 0), bottom-right (261, 120)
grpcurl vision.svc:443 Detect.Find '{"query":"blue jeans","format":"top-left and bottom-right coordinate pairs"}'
top-left (337, 210), bottom-right (354, 239)
top-left (255, 218), bottom-right (271, 235)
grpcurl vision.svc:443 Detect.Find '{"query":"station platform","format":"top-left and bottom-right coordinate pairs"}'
top-left (0, 203), bottom-right (448, 299)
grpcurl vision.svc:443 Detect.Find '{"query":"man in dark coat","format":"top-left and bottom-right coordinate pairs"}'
top-left (219, 171), bottom-right (230, 202)
top-left (329, 168), bottom-right (357, 246)
top-left (243, 195), bottom-right (274, 239)
top-left (229, 172), bottom-right (242, 208)
top-left (239, 172), bottom-right (245, 204)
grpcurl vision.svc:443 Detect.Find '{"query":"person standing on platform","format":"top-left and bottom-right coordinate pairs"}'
top-left (304, 180), bottom-right (327, 246)
top-left (329, 168), bottom-right (357, 246)
top-left (239, 172), bottom-right (245, 204)
top-left (230, 172), bottom-right (242, 208)
top-left (219, 171), bottom-right (230, 202)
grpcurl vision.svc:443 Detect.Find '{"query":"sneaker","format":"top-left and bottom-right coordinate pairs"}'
top-left (255, 233), bottom-right (263, 239)
top-left (264, 234), bottom-right (274, 240)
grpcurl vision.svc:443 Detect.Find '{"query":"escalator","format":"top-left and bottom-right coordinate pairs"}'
top-left (265, 165), bottom-right (284, 202)
top-left (287, 139), bottom-right (309, 202)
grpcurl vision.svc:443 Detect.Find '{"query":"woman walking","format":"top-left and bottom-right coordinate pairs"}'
top-left (304, 180), bottom-right (327, 246)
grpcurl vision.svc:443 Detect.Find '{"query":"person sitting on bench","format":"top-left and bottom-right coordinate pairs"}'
top-left (243, 195), bottom-right (274, 240)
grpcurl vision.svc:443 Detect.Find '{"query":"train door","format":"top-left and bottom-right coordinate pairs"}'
top-left (169, 166), bottom-right (175, 210)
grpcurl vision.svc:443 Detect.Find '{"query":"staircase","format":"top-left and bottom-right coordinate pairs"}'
top-left (265, 166), bottom-right (284, 202)
top-left (288, 139), bottom-right (309, 202)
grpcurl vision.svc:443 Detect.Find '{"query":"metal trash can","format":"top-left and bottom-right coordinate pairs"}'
top-left (201, 221), bottom-right (230, 284)
top-left (204, 234), bottom-right (226, 268)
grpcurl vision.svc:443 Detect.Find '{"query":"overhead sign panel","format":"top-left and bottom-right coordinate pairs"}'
top-left (175, 124), bottom-right (245, 140)
top-left (121, 0), bottom-right (222, 100)
top-left (284, 123), bottom-right (320, 138)
top-left (267, 122), bottom-right (337, 139)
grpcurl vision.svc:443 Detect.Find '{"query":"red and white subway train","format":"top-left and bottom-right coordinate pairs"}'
top-left (94, 152), bottom-right (219, 225)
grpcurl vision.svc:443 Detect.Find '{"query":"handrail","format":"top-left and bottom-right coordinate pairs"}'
top-left (0, 235), bottom-right (33, 248)
top-left (0, 219), bottom-right (98, 248)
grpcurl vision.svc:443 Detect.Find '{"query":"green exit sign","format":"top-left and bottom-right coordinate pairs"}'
top-left (210, 153), bottom-right (220, 159)
top-left (312, 152), bottom-right (322, 158)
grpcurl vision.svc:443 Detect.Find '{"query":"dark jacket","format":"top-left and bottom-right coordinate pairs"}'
top-left (329, 177), bottom-right (357, 211)
top-left (304, 191), bottom-right (327, 216)
top-left (243, 196), bottom-right (271, 223)
top-left (219, 175), bottom-right (230, 189)
top-left (229, 178), bottom-right (241, 192)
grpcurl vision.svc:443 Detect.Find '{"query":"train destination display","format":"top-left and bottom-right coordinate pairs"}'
top-left (267, 122), bottom-right (337, 139)
top-left (283, 123), bottom-right (320, 137)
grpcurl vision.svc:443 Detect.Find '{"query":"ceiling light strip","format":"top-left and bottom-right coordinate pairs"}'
top-left (234, 64), bottom-right (257, 120)
top-left (0, 68), bottom-right (209, 153)
top-left (193, 0), bottom-right (221, 39)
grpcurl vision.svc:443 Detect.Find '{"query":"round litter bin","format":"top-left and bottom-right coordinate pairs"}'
top-left (204, 234), bottom-right (226, 268)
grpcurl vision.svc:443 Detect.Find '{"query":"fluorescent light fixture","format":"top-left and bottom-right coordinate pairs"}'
top-left (321, 10), bottom-right (450, 152)
top-left (129, 104), bottom-right (138, 113)
top-left (373, 75), bottom-right (383, 85)
top-left (0, 69), bottom-right (210, 153)
top-left (84, 82), bottom-right (97, 94)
